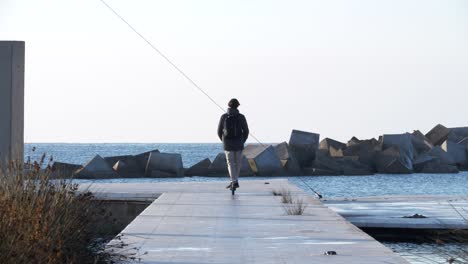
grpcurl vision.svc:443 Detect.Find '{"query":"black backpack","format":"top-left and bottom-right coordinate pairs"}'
top-left (223, 114), bottom-right (242, 139)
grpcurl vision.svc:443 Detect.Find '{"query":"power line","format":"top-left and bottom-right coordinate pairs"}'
top-left (98, 0), bottom-right (268, 147)
top-left (98, 0), bottom-right (225, 113)
top-left (97, 0), bottom-right (323, 199)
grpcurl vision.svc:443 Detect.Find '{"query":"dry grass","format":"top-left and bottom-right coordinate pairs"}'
top-left (282, 198), bottom-right (308, 215)
top-left (271, 189), bottom-right (282, 196)
top-left (0, 156), bottom-right (129, 264)
top-left (272, 187), bottom-right (293, 204)
top-left (272, 188), bottom-right (307, 215)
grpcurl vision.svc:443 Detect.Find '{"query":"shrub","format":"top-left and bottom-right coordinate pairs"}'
top-left (0, 157), bottom-right (126, 264)
top-left (282, 198), bottom-right (307, 216)
top-left (272, 187), bottom-right (293, 204)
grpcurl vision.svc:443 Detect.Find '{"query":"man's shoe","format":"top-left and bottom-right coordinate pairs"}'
top-left (226, 182), bottom-right (233, 189)
top-left (234, 181), bottom-right (239, 188)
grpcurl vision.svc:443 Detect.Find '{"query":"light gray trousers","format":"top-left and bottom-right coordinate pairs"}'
top-left (225, 150), bottom-right (242, 182)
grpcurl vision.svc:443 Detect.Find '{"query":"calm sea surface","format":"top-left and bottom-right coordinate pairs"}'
top-left (25, 143), bottom-right (468, 264)
top-left (25, 143), bottom-right (222, 167)
top-left (25, 143), bottom-right (468, 198)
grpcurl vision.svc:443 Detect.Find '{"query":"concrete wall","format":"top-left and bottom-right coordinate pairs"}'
top-left (93, 200), bottom-right (151, 239)
top-left (0, 41), bottom-right (25, 164)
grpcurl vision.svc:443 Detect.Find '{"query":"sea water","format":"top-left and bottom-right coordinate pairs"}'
top-left (25, 143), bottom-right (468, 198)
top-left (25, 143), bottom-right (468, 263)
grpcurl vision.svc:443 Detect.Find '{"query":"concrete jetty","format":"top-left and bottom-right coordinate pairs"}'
top-left (84, 180), bottom-right (408, 263)
top-left (324, 195), bottom-right (468, 229)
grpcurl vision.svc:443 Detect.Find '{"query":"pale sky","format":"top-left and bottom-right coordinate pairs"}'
top-left (1, 0), bottom-right (467, 143)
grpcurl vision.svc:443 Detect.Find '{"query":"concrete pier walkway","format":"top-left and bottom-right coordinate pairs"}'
top-left (325, 195), bottom-right (468, 229)
top-left (85, 180), bottom-right (408, 263)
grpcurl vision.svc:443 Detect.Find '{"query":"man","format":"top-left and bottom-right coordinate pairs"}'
top-left (217, 98), bottom-right (249, 190)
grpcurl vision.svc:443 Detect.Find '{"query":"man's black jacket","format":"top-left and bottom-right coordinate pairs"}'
top-left (217, 108), bottom-right (249, 151)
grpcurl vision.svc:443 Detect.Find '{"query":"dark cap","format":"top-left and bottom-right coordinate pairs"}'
top-left (228, 98), bottom-right (240, 108)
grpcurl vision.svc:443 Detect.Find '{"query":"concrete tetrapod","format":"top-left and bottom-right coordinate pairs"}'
top-left (381, 133), bottom-right (415, 172)
top-left (412, 154), bottom-right (436, 172)
top-left (208, 153), bottom-right (253, 177)
top-left (74, 155), bottom-right (118, 179)
top-left (375, 147), bottom-right (412, 174)
top-left (382, 133), bottom-right (415, 161)
top-left (448, 127), bottom-right (468, 143)
top-left (343, 138), bottom-right (380, 166)
top-left (420, 158), bottom-right (459, 173)
top-left (185, 158), bottom-right (211, 176)
top-left (289, 129), bottom-right (320, 167)
top-left (243, 144), bottom-right (284, 176)
top-left (51, 161), bottom-right (82, 178)
top-left (310, 151), bottom-right (373, 176)
top-left (312, 150), bottom-right (342, 175)
top-left (112, 160), bottom-right (142, 177)
top-left (428, 146), bottom-right (456, 165)
top-left (319, 138), bottom-right (346, 157)
top-left (462, 145), bottom-right (468, 170)
top-left (145, 152), bottom-right (184, 178)
top-left (441, 140), bottom-right (468, 166)
top-left (104, 155), bottom-right (134, 167)
top-left (106, 155), bottom-right (140, 177)
top-left (410, 130), bottom-right (433, 156)
top-left (113, 160), bottom-right (128, 172)
top-left (340, 156), bottom-right (374, 175)
top-left (347, 136), bottom-right (361, 147)
top-left (412, 152), bottom-right (458, 173)
top-left (458, 137), bottom-right (468, 146)
top-left (135, 149), bottom-right (159, 173)
top-left (425, 124), bottom-right (450, 146)
top-left (274, 142), bottom-right (302, 175)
